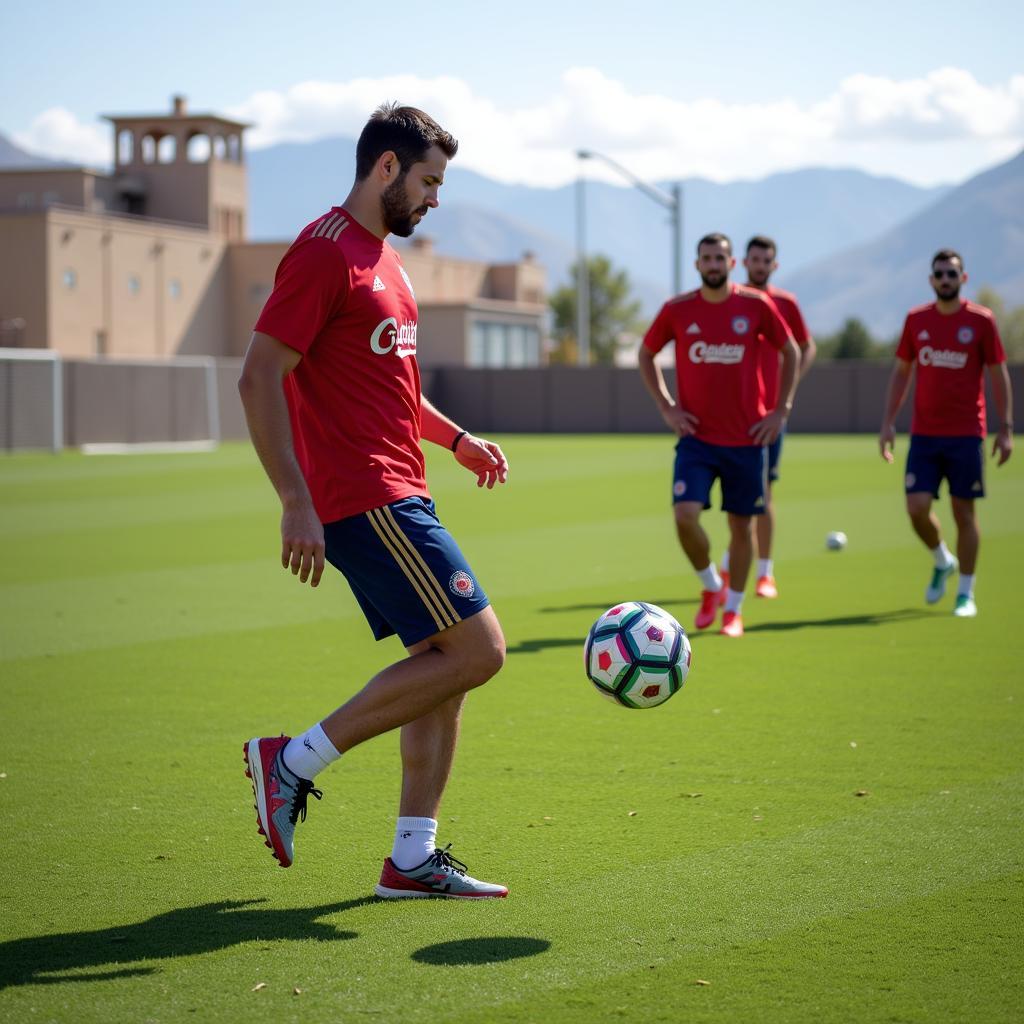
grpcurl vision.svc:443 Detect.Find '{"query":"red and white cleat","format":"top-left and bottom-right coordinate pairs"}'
top-left (719, 611), bottom-right (744, 638)
top-left (755, 575), bottom-right (778, 599)
top-left (718, 570), bottom-right (730, 606)
top-left (695, 589), bottom-right (721, 630)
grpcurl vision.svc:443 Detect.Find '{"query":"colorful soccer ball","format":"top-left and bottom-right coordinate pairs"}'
top-left (584, 602), bottom-right (691, 709)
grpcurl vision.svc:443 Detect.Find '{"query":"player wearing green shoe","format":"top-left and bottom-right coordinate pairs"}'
top-left (879, 249), bottom-right (1014, 617)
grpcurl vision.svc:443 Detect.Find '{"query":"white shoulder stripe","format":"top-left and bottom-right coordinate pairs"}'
top-left (313, 212), bottom-right (340, 238)
top-left (328, 217), bottom-right (349, 241)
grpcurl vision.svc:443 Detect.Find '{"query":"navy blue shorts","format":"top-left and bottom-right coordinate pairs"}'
top-left (766, 428), bottom-right (785, 483)
top-left (905, 435), bottom-right (985, 500)
top-left (672, 436), bottom-right (767, 516)
top-left (323, 496), bottom-right (490, 648)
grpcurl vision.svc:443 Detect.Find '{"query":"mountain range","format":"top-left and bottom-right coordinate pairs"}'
top-left (4, 129), bottom-right (1022, 335)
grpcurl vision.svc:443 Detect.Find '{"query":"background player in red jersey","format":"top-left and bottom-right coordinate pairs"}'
top-left (718, 236), bottom-right (816, 600)
top-left (639, 233), bottom-right (800, 637)
top-left (238, 104), bottom-right (510, 898)
top-left (879, 249), bottom-right (1014, 617)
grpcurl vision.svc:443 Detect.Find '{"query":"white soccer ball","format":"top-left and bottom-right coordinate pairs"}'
top-left (584, 602), bottom-right (691, 709)
top-left (826, 531), bottom-right (848, 550)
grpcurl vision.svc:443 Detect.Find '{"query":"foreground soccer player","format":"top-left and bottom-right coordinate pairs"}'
top-left (719, 236), bottom-right (816, 600)
top-left (238, 104), bottom-right (509, 898)
top-left (638, 233), bottom-right (800, 637)
top-left (879, 249), bottom-right (1013, 617)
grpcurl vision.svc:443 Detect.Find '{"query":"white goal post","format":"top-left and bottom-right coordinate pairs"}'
top-left (0, 348), bottom-right (63, 453)
top-left (0, 350), bottom-right (223, 453)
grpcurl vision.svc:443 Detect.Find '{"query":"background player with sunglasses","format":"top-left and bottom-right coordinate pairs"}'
top-left (879, 249), bottom-right (1014, 617)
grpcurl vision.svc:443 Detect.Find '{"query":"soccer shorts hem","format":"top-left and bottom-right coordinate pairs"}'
top-left (324, 496), bottom-right (490, 648)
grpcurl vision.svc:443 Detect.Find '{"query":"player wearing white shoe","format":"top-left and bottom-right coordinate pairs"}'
top-left (239, 104), bottom-right (508, 898)
top-left (720, 237), bottom-right (816, 601)
top-left (639, 233), bottom-right (800, 638)
top-left (879, 249), bottom-right (1013, 618)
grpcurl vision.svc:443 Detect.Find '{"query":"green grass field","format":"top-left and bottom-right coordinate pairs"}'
top-left (2, 435), bottom-right (1022, 1024)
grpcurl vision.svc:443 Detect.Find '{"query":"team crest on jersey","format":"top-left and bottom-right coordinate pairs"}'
top-left (399, 266), bottom-right (416, 300)
top-left (957, 326), bottom-right (974, 344)
top-left (732, 316), bottom-right (750, 336)
top-left (449, 570), bottom-right (475, 598)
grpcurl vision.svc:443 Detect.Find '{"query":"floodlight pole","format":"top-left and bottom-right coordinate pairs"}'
top-left (575, 170), bottom-right (590, 367)
top-left (575, 151), bottom-right (684, 364)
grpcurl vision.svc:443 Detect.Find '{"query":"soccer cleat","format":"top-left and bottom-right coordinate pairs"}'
top-left (244, 735), bottom-right (322, 868)
top-left (718, 570), bottom-right (730, 606)
top-left (695, 589), bottom-right (721, 630)
top-left (953, 594), bottom-right (977, 617)
top-left (925, 559), bottom-right (958, 604)
top-left (375, 844), bottom-right (508, 900)
top-left (719, 611), bottom-right (744, 638)
top-left (755, 575), bottom-right (778, 599)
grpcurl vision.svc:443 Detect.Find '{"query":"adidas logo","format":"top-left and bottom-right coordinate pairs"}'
top-left (972, 480), bottom-right (982, 491)
top-left (917, 330), bottom-right (930, 341)
top-left (372, 276), bottom-right (386, 292)
top-left (686, 322), bottom-right (701, 335)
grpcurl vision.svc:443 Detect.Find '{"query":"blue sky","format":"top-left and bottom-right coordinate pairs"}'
top-left (3, 0), bottom-right (1022, 186)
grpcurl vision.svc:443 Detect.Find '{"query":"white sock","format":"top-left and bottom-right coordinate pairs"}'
top-left (391, 817), bottom-right (438, 869)
top-left (958, 573), bottom-right (975, 597)
top-left (720, 550), bottom-right (731, 573)
top-left (725, 589), bottom-right (744, 614)
top-left (697, 564), bottom-right (723, 591)
top-left (282, 723), bottom-right (341, 782)
top-left (758, 558), bottom-right (773, 578)
top-left (932, 542), bottom-right (954, 568)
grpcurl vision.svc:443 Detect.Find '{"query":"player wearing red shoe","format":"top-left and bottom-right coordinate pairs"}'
top-left (879, 249), bottom-right (1013, 618)
top-left (639, 233), bottom-right (800, 637)
top-left (719, 236), bottom-right (816, 600)
top-left (239, 104), bottom-right (508, 898)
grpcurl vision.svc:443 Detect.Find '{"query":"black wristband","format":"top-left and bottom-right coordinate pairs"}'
top-left (451, 430), bottom-right (467, 452)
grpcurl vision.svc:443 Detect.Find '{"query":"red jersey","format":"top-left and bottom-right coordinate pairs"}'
top-left (254, 207), bottom-right (428, 523)
top-left (758, 285), bottom-right (811, 411)
top-left (643, 285), bottom-right (791, 446)
top-left (895, 301), bottom-right (1005, 437)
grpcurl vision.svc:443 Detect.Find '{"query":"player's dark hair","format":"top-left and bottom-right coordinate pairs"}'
top-left (354, 103), bottom-right (458, 181)
top-left (931, 249), bottom-right (963, 271)
top-left (746, 235), bottom-right (777, 256)
top-left (697, 232), bottom-right (732, 255)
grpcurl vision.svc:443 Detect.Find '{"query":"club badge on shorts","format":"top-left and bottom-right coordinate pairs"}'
top-left (449, 570), bottom-right (476, 598)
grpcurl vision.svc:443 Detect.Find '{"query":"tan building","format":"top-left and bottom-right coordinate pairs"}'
top-left (0, 97), bottom-right (547, 366)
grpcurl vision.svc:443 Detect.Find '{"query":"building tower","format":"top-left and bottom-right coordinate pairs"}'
top-left (103, 95), bottom-right (250, 239)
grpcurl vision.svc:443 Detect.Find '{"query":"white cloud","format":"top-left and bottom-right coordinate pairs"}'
top-left (13, 107), bottom-right (109, 167)
top-left (13, 68), bottom-right (1024, 186)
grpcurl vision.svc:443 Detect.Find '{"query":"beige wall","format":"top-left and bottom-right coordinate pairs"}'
top-left (0, 215), bottom-right (48, 346)
top-left (0, 207), bottom-right (229, 358)
top-left (227, 241), bottom-right (288, 355)
top-left (0, 169), bottom-right (98, 212)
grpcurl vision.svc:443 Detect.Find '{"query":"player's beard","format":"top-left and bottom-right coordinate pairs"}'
top-left (933, 281), bottom-right (961, 302)
top-left (381, 175), bottom-right (428, 238)
top-left (747, 268), bottom-right (771, 288)
top-left (700, 269), bottom-right (729, 290)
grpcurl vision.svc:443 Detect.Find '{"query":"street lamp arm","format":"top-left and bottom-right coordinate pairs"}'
top-left (578, 149), bottom-right (677, 210)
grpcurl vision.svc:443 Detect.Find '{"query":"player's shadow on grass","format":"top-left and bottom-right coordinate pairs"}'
top-left (0, 897), bottom-right (373, 990)
top-left (412, 936), bottom-right (550, 966)
top-left (744, 608), bottom-right (933, 633)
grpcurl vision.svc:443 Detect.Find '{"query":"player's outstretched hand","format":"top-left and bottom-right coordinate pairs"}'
top-left (879, 423), bottom-right (896, 463)
top-left (993, 427), bottom-right (1013, 466)
top-left (455, 434), bottom-right (509, 489)
top-left (750, 409), bottom-right (786, 446)
top-left (281, 501), bottom-right (325, 587)
top-left (662, 405), bottom-right (699, 438)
